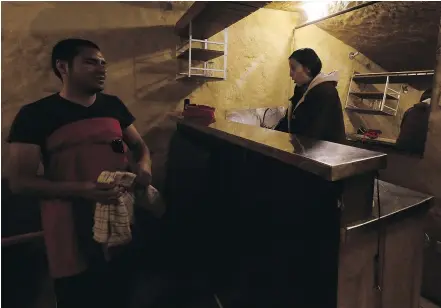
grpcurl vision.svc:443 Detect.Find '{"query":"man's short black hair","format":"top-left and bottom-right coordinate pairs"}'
top-left (289, 48), bottom-right (322, 78)
top-left (51, 38), bottom-right (100, 80)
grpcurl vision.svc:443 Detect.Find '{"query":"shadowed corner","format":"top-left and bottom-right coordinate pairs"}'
top-left (1, 128), bottom-right (12, 179)
top-left (345, 110), bottom-right (366, 133)
top-left (3, 7), bottom-right (180, 115)
top-left (27, 4), bottom-right (180, 63)
top-left (121, 1), bottom-right (192, 12)
top-left (134, 57), bottom-right (209, 103)
top-left (137, 79), bottom-right (204, 103)
top-left (28, 26), bottom-right (177, 64)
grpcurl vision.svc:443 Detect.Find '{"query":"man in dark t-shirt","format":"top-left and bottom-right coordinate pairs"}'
top-left (7, 38), bottom-right (152, 308)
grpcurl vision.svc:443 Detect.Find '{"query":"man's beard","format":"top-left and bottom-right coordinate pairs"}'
top-left (85, 87), bottom-right (104, 95)
top-left (80, 83), bottom-right (104, 95)
top-left (72, 78), bottom-right (104, 95)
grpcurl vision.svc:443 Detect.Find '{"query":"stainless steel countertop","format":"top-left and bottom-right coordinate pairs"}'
top-left (173, 116), bottom-right (387, 181)
top-left (346, 180), bottom-right (433, 232)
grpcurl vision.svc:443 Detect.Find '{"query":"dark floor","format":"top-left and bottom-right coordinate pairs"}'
top-left (420, 298), bottom-right (441, 308)
top-left (2, 239), bottom-right (440, 308)
top-left (1, 239), bottom-right (224, 308)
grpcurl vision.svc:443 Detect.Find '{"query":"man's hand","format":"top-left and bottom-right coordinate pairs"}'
top-left (80, 182), bottom-right (124, 204)
top-left (123, 124), bottom-right (153, 187)
top-left (134, 162), bottom-right (152, 187)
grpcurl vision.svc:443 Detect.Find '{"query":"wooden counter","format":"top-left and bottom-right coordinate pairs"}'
top-left (163, 117), bottom-right (433, 308)
top-left (175, 117), bottom-right (387, 181)
top-left (339, 180), bottom-right (433, 308)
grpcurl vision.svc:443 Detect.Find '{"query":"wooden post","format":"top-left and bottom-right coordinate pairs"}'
top-left (430, 16), bottom-right (441, 111)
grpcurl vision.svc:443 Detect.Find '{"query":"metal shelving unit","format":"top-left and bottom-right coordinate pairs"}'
top-left (349, 91), bottom-right (399, 100)
top-left (176, 21), bottom-right (228, 81)
top-left (345, 71), bottom-right (402, 116)
top-left (345, 70), bottom-right (434, 116)
top-left (351, 70), bottom-right (434, 84)
top-left (174, 2), bottom-right (268, 82)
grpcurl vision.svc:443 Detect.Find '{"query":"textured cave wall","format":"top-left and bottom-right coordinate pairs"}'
top-left (1, 2), bottom-right (298, 184)
top-left (183, 9), bottom-right (297, 116)
top-left (315, 1), bottom-right (441, 73)
top-left (294, 25), bottom-right (423, 140)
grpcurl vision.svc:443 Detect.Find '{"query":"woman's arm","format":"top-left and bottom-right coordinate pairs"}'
top-left (274, 110), bottom-right (289, 132)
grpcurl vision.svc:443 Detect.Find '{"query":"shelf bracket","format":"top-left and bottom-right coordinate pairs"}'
top-left (224, 28), bottom-right (228, 80)
top-left (380, 75), bottom-right (389, 110)
top-left (188, 21), bottom-right (192, 77)
top-left (345, 71), bottom-right (355, 109)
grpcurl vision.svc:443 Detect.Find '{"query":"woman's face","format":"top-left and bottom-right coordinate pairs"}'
top-left (289, 59), bottom-right (312, 86)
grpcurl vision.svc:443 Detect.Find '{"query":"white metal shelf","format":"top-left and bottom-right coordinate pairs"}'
top-left (345, 106), bottom-right (395, 116)
top-left (352, 70), bottom-right (434, 84)
top-left (345, 71), bottom-right (403, 116)
top-left (176, 73), bottom-right (224, 82)
top-left (176, 48), bottom-right (224, 62)
top-left (349, 92), bottom-right (399, 100)
top-left (176, 21), bottom-right (228, 81)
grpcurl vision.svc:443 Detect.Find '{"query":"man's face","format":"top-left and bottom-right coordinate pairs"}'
top-left (67, 47), bottom-right (107, 94)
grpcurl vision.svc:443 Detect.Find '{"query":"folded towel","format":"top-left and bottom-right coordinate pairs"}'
top-left (93, 171), bottom-right (166, 249)
top-left (93, 171), bottom-right (136, 248)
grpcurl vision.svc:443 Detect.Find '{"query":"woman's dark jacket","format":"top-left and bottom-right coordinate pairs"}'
top-left (275, 72), bottom-right (346, 144)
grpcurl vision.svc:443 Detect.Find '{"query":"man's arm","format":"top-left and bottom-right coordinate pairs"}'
top-left (8, 143), bottom-right (121, 202)
top-left (8, 143), bottom-right (89, 197)
top-left (123, 124), bottom-right (152, 166)
top-left (123, 124), bottom-right (152, 185)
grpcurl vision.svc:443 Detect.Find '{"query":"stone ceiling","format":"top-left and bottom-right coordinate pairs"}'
top-left (263, 1), bottom-right (440, 71)
top-left (314, 1), bottom-right (441, 72)
top-left (263, 1), bottom-right (371, 23)
top-left (162, 1), bottom-right (439, 73)
top-left (265, 1), bottom-right (367, 13)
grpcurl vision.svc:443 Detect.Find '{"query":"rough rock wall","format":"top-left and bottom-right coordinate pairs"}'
top-left (316, 1), bottom-right (441, 73)
top-left (294, 24), bottom-right (423, 140)
top-left (1, 2), bottom-right (298, 185)
top-left (185, 9), bottom-right (297, 116)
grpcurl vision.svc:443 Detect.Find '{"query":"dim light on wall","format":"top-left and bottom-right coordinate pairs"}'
top-left (302, 1), bottom-right (330, 22)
